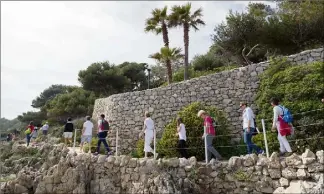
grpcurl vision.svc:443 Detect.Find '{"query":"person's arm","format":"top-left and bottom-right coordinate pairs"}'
top-left (246, 109), bottom-right (253, 132)
top-left (272, 107), bottom-right (279, 130)
top-left (82, 123), bottom-right (86, 135)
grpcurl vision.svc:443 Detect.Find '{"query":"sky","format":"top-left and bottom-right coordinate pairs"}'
top-left (1, 1), bottom-right (275, 120)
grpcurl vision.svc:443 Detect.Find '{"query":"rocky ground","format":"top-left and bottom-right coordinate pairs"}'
top-left (1, 138), bottom-right (323, 194)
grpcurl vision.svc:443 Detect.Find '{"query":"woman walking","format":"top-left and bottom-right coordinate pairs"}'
top-left (176, 118), bottom-right (189, 159)
top-left (142, 112), bottom-right (158, 158)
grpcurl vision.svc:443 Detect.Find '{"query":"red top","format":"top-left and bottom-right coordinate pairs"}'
top-left (204, 116), bottom-right (215, 135)
top-left (28, 125), bottom-right (35, 133)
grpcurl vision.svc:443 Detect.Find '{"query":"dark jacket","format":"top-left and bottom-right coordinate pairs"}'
top-left (64, 122), bottom-right (74, 132)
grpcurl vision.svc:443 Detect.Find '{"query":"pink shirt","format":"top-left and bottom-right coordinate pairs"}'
top-left (204, 116), bottom-right (215, 135)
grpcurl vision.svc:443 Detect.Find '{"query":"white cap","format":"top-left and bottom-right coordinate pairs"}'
top-left (197, 110), bottom-right (206, 117)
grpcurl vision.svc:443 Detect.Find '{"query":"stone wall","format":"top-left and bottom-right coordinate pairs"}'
top-left (92, 48), bottom-right (324, 153)
top-left (2, 148), bottom-right (323, 194)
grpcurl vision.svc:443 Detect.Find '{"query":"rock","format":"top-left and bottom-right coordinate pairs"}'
top-left (243, 154), bottom-right (257, 167)
top-left (301, 149), bottom-right (316, 165)
top-left (297, 169), bottom-right (310, 180)
top-left (308, 162), bottom-right (324, 173)
top-left (279, 177), bottom-right (289, 187)
top-left (228, 157), bottom-right (242, 169)
top-left (282, 168), bottom-right (297, 180)
top-left (97, 155), bottom-right (106, 163)
top-left (179, 158), bottom-right (189, 167)
top-left (285, 153), bottom-right (302, 167)
top-left (188, 157), bottom-right (197, 166)
top-left (268, 168), bottom-right (281, 179)
top-left (128, 158), bottom-right (138, 168)
top-left (256, 155), bottom-right (269, 166)
top-left (14, 184), bottom-right (28, 194)
top-left (316, 150), bottom-right (324, 164)
top-left (273, 187), bottom-right (285, 194)
top-left (268, 152), bottom-right (281, 169)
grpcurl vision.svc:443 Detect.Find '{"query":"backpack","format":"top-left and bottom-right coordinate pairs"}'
top-left (100, 120), bottom-right (109, 138)
top-left (279, 105), bottom-right (293, 123)
top-left (211, 117), bottom-right (218, 129)
top-left (25, 128), bottom-right (31, 135)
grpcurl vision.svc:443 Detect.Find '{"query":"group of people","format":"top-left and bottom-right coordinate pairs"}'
top-left (62, 114), bottom-right (114, 155)
top-left (25, 121), bottom-right (49, 146)
top-left (142, 97), bottom-right (298, 162)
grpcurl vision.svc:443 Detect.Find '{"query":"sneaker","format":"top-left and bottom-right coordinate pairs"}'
top-left (93, 152), bottom-right (99, 156)
top-left (279, 152), bottom-right (285, 157)
top-left (259, 150), bottom-right (265, 154)
top-left (107, 151), bottom-right (114, 156)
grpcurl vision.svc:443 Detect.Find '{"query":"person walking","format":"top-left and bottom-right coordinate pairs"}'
top-left (80, 116), bottom-right (93, 153)
top-left (142, 112), bottom-right (158, 158)
top-left (176, 118), bottom-right (189, 159)
top-left (270, 98), bottom-right (292, 156)
top-left (25, 121), bottom-right (34, 147)
top-left (42, 122), bottom-right (49, 136)
top-left (198, 110), bottom-right (222, 162)
top-left (94, 114), bottom-right (113, 156)
top-left (240, 102), bottom-right (264, 155)
top-left (63, 118), bottom-right (74, 146)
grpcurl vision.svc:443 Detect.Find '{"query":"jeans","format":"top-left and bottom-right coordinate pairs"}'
top-left (206, 134), bottom-right (222, 161)
top-left (244, 128), bottom-right (262, 154)
top-left (97, 132), bottom-right (110, 153)
top-left (26, 134), bottom-right (31, 146)
top-left (178, 140), bottom-right (189, 159)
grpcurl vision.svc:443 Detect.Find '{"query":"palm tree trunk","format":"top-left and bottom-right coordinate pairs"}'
top-left (166, 59), bottom-right (172, 84)
top-left (162, 22), bottom-right (169, 47)
top-left (183, 23), bottom-right (189, 81)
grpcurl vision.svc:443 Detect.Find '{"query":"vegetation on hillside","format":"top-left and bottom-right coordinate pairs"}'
top-left (253, 59), bottom-right (324, 153)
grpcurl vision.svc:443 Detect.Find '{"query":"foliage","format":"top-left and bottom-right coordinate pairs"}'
top-left (46, 88), bottom-right (96, 122)
top-left (17, 111), bottom-right (47, 126)
top-left (31, 85), bottom-right (77, 109)
top-left (149, 47), bottom-right (183, 84)
top-left (157, 102), bottom-right (236, 160)
top-left (191, 53), bottom-right (225, 71)
top-left (169, 2), bottom-right (206, 80)
top-left (253, 132), bottom-right (279, 154)
top-left (255, 58), bottom-right (324, 153)
top-left (134, 139), bottom-right (145, 158)
top-left (211, 1), bottom-right (324, 65)
top-left (82, 137), bottom-right (107, 154)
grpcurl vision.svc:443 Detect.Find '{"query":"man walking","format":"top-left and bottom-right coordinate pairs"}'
top-left (80, 116), bottom-right (93, 153)
top-left (198, 110), bottom-right (222, 162)
top-left (64, 118), bottom-right (74, 145)
top-left (94, 114), bottom-right (113, 156)
top-left (42, 122), bottom-right (49, 136)
top-left (240, 102), bottom-right (264, 154)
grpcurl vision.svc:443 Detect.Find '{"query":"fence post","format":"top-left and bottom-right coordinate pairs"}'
top-left (154, 129), bottom-right (156, 159)
top-left (115, 128), bottom-right (119, 156)
top-left (204, 126), bottom-right (208, 164)
top-left (73, 129), bottom-right (77, 152)
top-left (261, 119), bottom-right (270, 158)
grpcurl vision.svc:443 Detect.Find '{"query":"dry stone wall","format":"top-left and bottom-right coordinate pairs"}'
top-left (92, 48), bottom-right (324, 154)
top-left (2, 148), bottom-right (323, 194)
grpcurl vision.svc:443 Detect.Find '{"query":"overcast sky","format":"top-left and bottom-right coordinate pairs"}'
top-left (1, 1), bottom-right (275, 119)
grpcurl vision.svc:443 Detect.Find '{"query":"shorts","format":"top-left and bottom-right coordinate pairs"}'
top-left (43, 130), bottom-right (48, 136)
top-left (81, 135), bottom-right (92, 143)
top-left (63, 132), bottom-right (73, 138)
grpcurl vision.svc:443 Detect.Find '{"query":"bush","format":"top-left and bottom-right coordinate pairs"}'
top-left (133, 139), bottom-right (145, 158)
top-left (157, 102), bottom-right (237, 160)
top-left (255, 58), bottom-right (324, 153)
top-left (253, 132), bottom-right (279, 154)
top-left (82, 137), bottom-right (107, 154)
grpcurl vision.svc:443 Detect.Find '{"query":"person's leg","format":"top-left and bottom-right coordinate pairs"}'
top-left (182, 140), bottom-right (189, 159)
top-left (246, 129), bottom-right (261, 154)
top-left (278, 134), bottom-right (286, 154)
top-left (87, 136), bottom-right (92, 153)
top-left (102, 139), bottom-right (111, 153)
top-left (144, 133), bottom-right (153, 153)
top-left (97, 138), bottom-right (102, 153)
top-left (26, 135), bottom-right (30, 146)
top-left (178, 140), bottom-right (182, 157)
top-left (206, 135), bottom-right (222, 160)
top-left (280, 135), bottom-right (292, 153)
top-left (80, 136), bottom-right (84, 152)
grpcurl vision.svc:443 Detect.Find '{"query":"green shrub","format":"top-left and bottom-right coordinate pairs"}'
top-left (255, 58), bottom-right (324, 153)
top-left (82, 137), bottom-right (106, 154)
top-left (135, 139), bottom-right (145, 158)
top-left (252, 132), bottom-right (279, 154)
top-left (157, 102), bottom-right (234, 160)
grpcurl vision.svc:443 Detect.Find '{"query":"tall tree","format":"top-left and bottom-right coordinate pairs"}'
top-left (169, 3), bottom-right (205, 80)
top-left (149, 47), bottom-right (183, 84)
top-left (144, 6), bottom-right (173, 84)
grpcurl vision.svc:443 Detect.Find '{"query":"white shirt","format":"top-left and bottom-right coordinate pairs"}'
top-left (272, 105), bottom-right (283, 128)
top-left (242, 107), bottom-right (255, 129)
top-left (83, 121), bottom-right (94, 136)
top-left (144, 117), bottom-right (154, 131)
top-left (42, 124), bottom-right (49, 131)
top-left (178, 123), bottom-right (187, 141)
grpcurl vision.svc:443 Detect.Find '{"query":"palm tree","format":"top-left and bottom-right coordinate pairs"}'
top-left (149, 47), bottom-right (183, 84)
top-left (169, 3), bottom-right (206, 80)
top-left (145, 7), bottom-right (175, 85)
